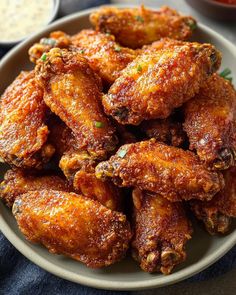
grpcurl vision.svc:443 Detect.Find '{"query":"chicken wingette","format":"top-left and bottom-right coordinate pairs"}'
top-left (0, 71), bottom-right (54, 168)
top-left (90, 5), bottom-right (196, 49)
top-left (190, 167), bottom-right (236, 234)
top-left (0, 169), bottom-right (71, 208)
top-left (102, 39), bottom-right (221, 125)
top-left (95, 140), bottom-right (224, 202)
top-left (35, 48), bottom-right (117, 159)
top-left (132, 189), bottom-right (192, 274)
top-left (184, 74), bottom-right (236, 170)
top-left (71, 29), bottom-right (138, 84)
top-left (13, 190), bottom-right (132, 268)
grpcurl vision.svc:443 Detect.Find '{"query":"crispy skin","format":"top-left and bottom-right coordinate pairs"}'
top-left (132, 189), bottom-right (192, 274)
top-left (0, 71), bottom-right (54, 168)
top-left (71, 29), bottom-right (138, 84)
top-left (140, 118), bottom-right (186, 147)
top-left (13, 190), bottom-right (132, 268)
top-left (28, 31), bottom-right (71, 63)
top-left (90, 5), bottom-right (196, 49)
top-left (0, 169), bottom-right (71, 208)
top-left (59, 149), bottom-right (123, 211)
top-left (190, 167), bottom-right (236, 234)
top-left (102, 39), bottom-right (221, 125)
top-left (184, 74), bottom-right (236, 170)
top-left (95, 140), bottom-right (224, 202)
top-left (35, 48), bottom-right (117, 159)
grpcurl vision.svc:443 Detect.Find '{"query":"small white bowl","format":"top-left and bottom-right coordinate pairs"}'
top-left (0, 4), bottom-right (236, 291)
top-left (0, 0), bottom-right (60, 47)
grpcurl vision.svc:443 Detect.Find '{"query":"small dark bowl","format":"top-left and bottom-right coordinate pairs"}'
top-left (186, 0), bottom-right (236, 21)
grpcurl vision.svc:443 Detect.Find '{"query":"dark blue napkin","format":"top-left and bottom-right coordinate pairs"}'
top-left (0, 0), bottom-right (235, 294)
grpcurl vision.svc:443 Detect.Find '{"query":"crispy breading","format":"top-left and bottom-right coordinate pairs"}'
top-left (90, 5), bottom-right (196, 49)
top-left (140, 117), bottom-right (186, 147)
top-left (184, 74), bottom-right (236, 170)
top-left (71, 29), bottom-right (138, 84)
top-left (0, 169), bottom-right (71, 208)
top-left (132, 189), bottom-right (192, 274)
top-left (102, 39), bottom-right (221, 125)
top-left (35, 48), bottom-right (117, 159)
top-left (28, 31), bottom-right (71, 63)
top-left (190, 167), bottom-right (236, 235)
top-left (0, 71), bottom-right (54, 168)
top-left (13, 190), bottom-right (132, 268)
top-left (95, 140), bottom-right (224, 202)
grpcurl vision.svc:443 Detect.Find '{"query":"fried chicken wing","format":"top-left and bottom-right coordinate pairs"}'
top-left (35, 48), bottom-right (117, 159)
top-left (13, 190), bottom-right (131, 268)
top-left (95, 140), bottom-right (224, 202)
top-left (132, 189), bottom-right (192, 274)
top-left (140, 118), bottom-right (186, 147)
top-left (0, 71), bottom-right (54, 168)
top-left (90, 5), bottom-right (196, 49)
top-left (190, 167), bottom-right (236, 234)
top-left (71, 29), bottom-right (138, 84)
top-left (184, 74), bottom-right (236, 170)
top-left (0, 169), bottom-right (71, 208)
top-left (102, 39), bottom-right (221, 125)
top-left (28, 31), bottom-right (71, 63)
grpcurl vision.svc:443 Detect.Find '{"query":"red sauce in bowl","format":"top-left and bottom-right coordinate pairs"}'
top-left (214, 0), bottom-right (236, 5)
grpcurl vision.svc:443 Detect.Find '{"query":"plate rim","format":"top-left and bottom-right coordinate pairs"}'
top-left (0, 4), bottom-right (236, 291)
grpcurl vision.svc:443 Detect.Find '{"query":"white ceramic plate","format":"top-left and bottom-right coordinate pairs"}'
top-left (0, 5), bottom-right (236, 291)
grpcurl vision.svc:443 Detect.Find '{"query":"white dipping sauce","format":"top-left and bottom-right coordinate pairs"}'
top-left (0, 0), bottom-right (54, 42)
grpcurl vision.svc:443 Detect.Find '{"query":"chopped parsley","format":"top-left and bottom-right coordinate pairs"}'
top-left (137, 65), bottom-right (142, 73)
top-left (118, 149), bottom-right (127, 158)
top-left (114, 45), bottom-right (121, 52)
top-left (80, 49), bottom-right (85, 54)
top-left (41, 53), bottom-right (47, 61)
top-left (94, 121), bottom-right (104, 128)
top-left (220, 68), bottom-right (233, 82)
top-left (135, 15), bottom-right (144, 23)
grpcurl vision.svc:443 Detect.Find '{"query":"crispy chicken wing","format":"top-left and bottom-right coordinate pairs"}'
top-left (0, 169), bottom-right (71, 208)
top-left (13, 190), bottom-right (131, 268)
top-left (95, 140), bottom-right (224, 202)
top-left (28, 31), bottom-right (71, 63)
top-left (71, 29), bottom-right (138, 84)
top-left (184, 74), bottom-right (236, 170)
top-left (90, 5), bottom-right (196, 49)
top-left (132, 189), bottom-right (192, 274)
top-left (0, 71), bottom-right (54, 168)
top-left (35, 48), bottom-right (117, 159)
top-left (140, 118), bottom-right (186, 147)
top-left (190, 167), bottom-right (236, 234)
top-left (102, 39), bottom-right (221, 125)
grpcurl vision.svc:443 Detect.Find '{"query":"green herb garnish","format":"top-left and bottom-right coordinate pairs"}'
top-left (220, 68), bottom-right (233, 82)
top-left (80, 49), bottom-right (85, 54)
top-left (118, 149), bottom-right (127, 158)
top-left (135, 15), bottom-right (144, 23)
top-left (137, 65), bottom-right (142, 73)
top-left (114, 45), bottom-right (121, 52)
top-left (94, 121), bottom-right (104, 128)
top-left (188, 20), bottom-right (197, 31)
top-left (41, 38), bottom-right (57, 46)
top-left (41, 53), bottom-right (47, 61)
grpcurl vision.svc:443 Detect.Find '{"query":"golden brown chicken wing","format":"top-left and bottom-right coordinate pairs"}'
top-left (102, 39), bottom-right (221, 125)
top-left (190, 167), bottom-right (236, 234)
top-left (132, 189), bottom-right (192, 274)
top-left (35, 48), bottom-right (117, 159)
top-left (28, 31), bottom-right (71, 63)
top-left (0, 169), bottom-right (71, 208)
top-left (184, 74), bottom-right (236, 170)
top-left (140, 117), bottom-right (186, 147)
top-left (0, 71), bottom-right (54, 168)
top-left (90, 5), bottom-right (196, 49)
top-left (71, 29), bottom-right (138, 84)
top-left (13, 190), bottom-right (132, 268)
top-left (95, 140), bottom-right (224, 202)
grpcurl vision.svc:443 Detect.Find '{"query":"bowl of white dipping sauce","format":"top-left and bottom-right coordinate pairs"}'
top-left (0, 0), bottom-right (60, 47)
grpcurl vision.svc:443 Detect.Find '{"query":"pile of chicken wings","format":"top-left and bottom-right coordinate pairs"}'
top-left (0, 5), bottom-right (236, 275)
